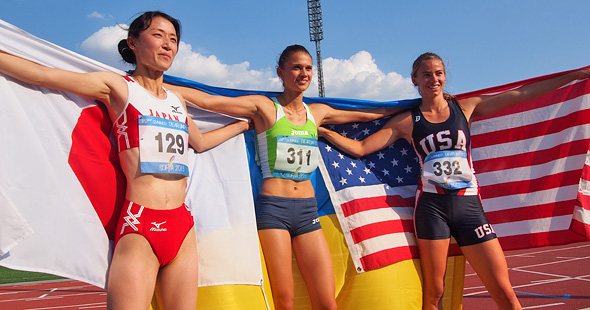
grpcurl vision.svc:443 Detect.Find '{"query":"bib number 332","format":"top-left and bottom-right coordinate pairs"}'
top-left (423, 150), bottom-right (473, 189)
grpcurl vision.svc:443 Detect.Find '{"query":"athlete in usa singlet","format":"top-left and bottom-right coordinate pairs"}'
top-left (411, 98), bottom-right (478, 196)
top-left (411, 99), bottom-right (495, 246)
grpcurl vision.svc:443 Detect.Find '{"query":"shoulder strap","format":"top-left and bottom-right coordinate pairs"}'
top-left (271, 97), bottom-right (285, 121)
top-left (303, 102), bottom-right (316, 124)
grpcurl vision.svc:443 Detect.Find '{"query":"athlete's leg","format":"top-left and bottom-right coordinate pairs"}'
top-left (417, 238), bottom-right (450, 310)
top-left (292, 229), bottom-right (337, 310)
top-left (259, 229), bottom-right (296, 310)
top-left (106, 234), bottom-right (160, 310)
top-left (154, 227), bottom-right (199, 310)
top-left (461, 239), bottom-right (521, 310)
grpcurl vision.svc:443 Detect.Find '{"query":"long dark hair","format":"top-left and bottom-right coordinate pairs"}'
top-left (118, 11), bottom-right (181, 65)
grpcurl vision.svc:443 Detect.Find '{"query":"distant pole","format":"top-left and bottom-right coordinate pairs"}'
top-left (307, 0), bottom-right (325, 97)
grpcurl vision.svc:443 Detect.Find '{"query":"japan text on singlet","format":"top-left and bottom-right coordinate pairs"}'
top-left (113, 76), bottom-right (190, 176)
top-left (256, 98), bottom-right (319, 181)
top-left (411, 99), bottom-right (478, 195)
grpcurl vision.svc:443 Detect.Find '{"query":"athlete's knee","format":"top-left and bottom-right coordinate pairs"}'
top-left (317, 301), bottom-right (337, 310)
top-left (310, 295), bottom-right (337, 310)
top-left (273, 292), bottom-right (295, 310)
top-left (422, 282), bottom-right (444, 309)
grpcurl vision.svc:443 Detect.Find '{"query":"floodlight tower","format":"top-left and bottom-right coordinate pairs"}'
top-left (307, 0), bottom-right (325, 97)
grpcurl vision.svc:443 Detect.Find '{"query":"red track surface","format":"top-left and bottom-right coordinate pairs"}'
top-left (1, 241), bottom-right (588, 309)
top-left (463, 241), bottom-right (590, 309)
top-left (0, 280), bottom-right (106, 310)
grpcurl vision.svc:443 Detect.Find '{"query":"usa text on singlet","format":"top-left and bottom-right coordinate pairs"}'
top-left (411, 99), bottom-right (476, 192)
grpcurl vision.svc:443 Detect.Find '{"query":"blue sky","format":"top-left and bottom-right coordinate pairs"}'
top-left (1, 0), bottom-right (589, 100)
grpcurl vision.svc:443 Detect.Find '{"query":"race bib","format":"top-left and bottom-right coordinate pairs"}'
top-left (138, 115), bottom-right (189, 176)
top-left (423, 150), bottom-right (473, 189)
top-left (273, 135), bottom-right (319, 180)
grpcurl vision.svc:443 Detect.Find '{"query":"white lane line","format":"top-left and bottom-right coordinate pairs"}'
top-left (37, 288), bottom-right (57, 299)
top-left (506, 244), bottom-right (590, 258)
top-left (522, 302), bottom-right (566, 309)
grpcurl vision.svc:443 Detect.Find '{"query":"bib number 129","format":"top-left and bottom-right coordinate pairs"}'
top-left (155, 132), bottom-right (185, 155)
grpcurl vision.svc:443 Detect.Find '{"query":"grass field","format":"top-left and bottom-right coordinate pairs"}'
top-left (0, 266), bottom-right (63, 285)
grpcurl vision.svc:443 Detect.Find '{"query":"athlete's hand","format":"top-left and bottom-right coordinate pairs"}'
top-left (317, 126), bottom-right (331, 137)
top-left (575, 68), bottom-right (590, 80)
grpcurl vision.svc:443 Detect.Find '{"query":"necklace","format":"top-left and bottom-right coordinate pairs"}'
top-left (282, 104), bottom-right (306, 113)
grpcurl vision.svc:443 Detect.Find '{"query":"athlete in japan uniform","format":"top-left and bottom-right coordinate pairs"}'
top-left (411, 99), bottom-right (496, 246)
top-left (0, 11), bottom-right (252, 309)
top-left (113, 76), bottom-right (194, 266)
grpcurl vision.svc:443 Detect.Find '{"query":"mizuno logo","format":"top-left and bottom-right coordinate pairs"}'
top-left (171, 106), bottom-right (182, 114)
top-left (150, 221), bottom-right (168, 232)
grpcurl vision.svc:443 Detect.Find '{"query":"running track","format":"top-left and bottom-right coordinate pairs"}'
top-left (1, 241), bottom-right (588, 309)
top-left (0, 280), bottom-right (106, 309)
top-left (464, 241), bottom-right (590, 309)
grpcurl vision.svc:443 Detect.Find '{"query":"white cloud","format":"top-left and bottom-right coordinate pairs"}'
top-left (79, 27), bottom-right (417, 101)
top-left (80, 25), bottom-right (130, 70)
top-left (168, 42), bottom-right (281, 92)
top-left (87, 11), bottom-right (105, 19)
top-left (321, 51), bottom-right (417, 101)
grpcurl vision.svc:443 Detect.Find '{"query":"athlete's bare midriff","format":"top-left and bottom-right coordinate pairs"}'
top-left (118, 148), bottom-right (187, 210)
top-left (259, 177), bottom-right (315, 199)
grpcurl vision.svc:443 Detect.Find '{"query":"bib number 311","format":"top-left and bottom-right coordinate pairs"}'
top-left (273, 135), bottom-right (318, 180)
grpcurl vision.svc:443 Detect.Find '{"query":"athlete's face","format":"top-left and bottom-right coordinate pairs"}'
top-left (277, 51), bottom-right (313, 93)
top-left (412, 59), bottom-right (446, 99)
top-left (129, 16), bottom-right (178, 72)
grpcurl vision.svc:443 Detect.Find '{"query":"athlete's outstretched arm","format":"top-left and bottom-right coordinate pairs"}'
top-left (187, 117), bottom-right (250, 153)
top-left (172, 91), bottom-right (251, 153)
top-left (0, 51), bottom-right (123, 106)
top-left (310, 103), bottom-right (401, 126)
top-left (318, 111), bottom-right (411, 158)
top-left (165, 83), bottom-right (268, 119)
top-left (463, 68), bottom-right (590, 120)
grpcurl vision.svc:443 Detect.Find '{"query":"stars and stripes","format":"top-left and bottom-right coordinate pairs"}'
top-left (467, 70), bottom-right (590, 250)
top-left (318, 118), bottom-right (420, 272)
top-left (318, 67), bottom-right (590, 273)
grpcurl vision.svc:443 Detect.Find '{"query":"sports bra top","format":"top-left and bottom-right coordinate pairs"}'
top-left (410, 99), bottom-right (478, 195)
top-left (112, 76), bottom-right (190, 176)
top-left (256, 98), bottom-right (319, 181)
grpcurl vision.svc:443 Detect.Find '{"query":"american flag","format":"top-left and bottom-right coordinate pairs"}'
top-left (318, 68), bottom-right (590, 273)
top-left (318, 119), bottom-right (421, 272)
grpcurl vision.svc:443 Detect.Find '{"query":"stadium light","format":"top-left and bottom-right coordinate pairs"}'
top-left (307, 0), bottom-right (325, 97)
